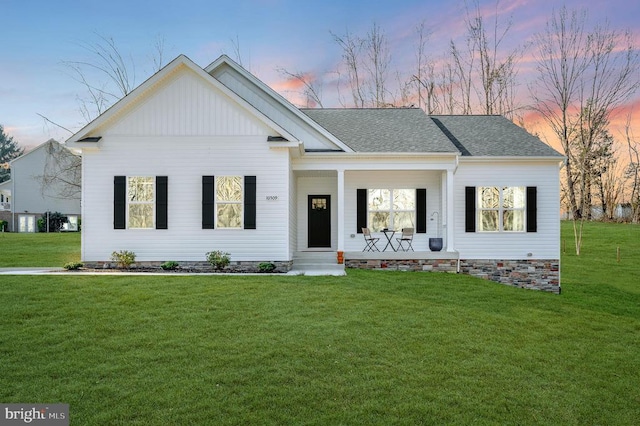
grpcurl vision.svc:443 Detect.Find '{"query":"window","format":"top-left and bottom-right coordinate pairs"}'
top-left (216, 176), bottom-right (243, 228)
top-left (18, 215), bottom-right (36, 233)
top-left (478, 186), bottom-right (525, 232)
top-left (62, 215), bottom-right (79, 231)
top-left (367, 189), bottom-right (415, 232)
top-left (127, 176), bottom-right (155, 228)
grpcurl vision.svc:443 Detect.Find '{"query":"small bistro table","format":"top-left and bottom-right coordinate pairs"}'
top-left (381, 229), bottom-right (397, 252)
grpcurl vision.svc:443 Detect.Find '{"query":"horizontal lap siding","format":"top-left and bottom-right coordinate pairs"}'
top-left (81, 136), bottom-right (290, 262)
top-left (343, 171), bottom-right (442, 252)
top-left (454, 161), bottom-right (561, 259)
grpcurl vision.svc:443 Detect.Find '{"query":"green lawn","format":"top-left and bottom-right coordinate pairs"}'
top-left (0, 223), bottom-right (638, 425)
top-left (0, 232), bottom-right (80, 266)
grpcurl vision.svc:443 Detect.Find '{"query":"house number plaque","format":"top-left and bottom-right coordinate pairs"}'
top-left (266, 196), bottom-right (278, 201)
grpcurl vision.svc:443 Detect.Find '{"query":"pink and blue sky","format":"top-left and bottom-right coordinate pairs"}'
top-left (2, 0), bottom-right (639, 150)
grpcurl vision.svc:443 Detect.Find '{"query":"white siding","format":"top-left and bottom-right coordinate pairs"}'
top-left (81, 135), bottom-right (290, 262)
top-left (106, 69), bottom-right (269, 137)
top-left (294, 169), bottom-right (445, 252)
top-left (453, 160), bottom-right (561, 259)
top-left (212, 67), bottom-right (342, 150)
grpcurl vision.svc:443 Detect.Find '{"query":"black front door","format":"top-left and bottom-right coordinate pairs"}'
top-left (308, 195), bottom-right (331, 248)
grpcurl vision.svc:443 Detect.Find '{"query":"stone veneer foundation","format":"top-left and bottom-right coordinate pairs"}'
top-left (83, 260), bottom-right (293, 273)
top-left (345, 258), bottom-right (560, 294)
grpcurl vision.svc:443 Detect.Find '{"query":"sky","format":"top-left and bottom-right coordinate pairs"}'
top-left (2, 0), bottom-right (639, 151)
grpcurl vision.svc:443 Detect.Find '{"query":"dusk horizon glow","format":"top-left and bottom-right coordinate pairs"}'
top-left (2, 0), bottom-right (639, 152)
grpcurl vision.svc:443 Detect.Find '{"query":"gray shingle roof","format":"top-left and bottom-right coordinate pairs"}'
top-left (301, 108), bottom-right (459, 153)
top-left (431, 115), bottom-right (564, 157)
top-left (301, 108), bottom-right (563, 158)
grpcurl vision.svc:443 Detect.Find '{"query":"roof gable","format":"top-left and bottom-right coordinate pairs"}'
top-left (206, 56), bottom-right (353, 153)
top-left (67, 55), bottom-right (297, 145)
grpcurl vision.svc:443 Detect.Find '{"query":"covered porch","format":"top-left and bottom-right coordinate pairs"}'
top-left (292, 154), bottom-right (459, 256)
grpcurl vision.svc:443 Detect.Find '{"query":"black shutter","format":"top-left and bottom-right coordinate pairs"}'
top-left (114, 176), bottom-right (126, 229)
top-left (244, 176), bottom-right (256, 229)
top-left (156, 176), bottom-right (168, 229)
top-left (416, 188), bottom-right (427, 233)
top-left (465, 186), bottom-right (476, 232)
top-left (526, 186), bottom-right (537, 232)
top-left (202, 176), bottom-right (215, 229)
top-left (357, 189), bottom-right (367, 233)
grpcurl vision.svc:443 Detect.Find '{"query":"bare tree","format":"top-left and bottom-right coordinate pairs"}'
top-left (332, 23), bottom-right (396, 108)
top-left (36, 140), bottom-right (82, 200)
top-left (449, 0), bottom-right (521, 117)
top-left (275, 68), bottom-right (324, 108)
top-left (624, 113), bottom-right (640, 222)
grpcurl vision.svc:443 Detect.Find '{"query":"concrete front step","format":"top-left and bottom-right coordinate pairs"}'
top-left (290, 251), bottom-right (345, 276)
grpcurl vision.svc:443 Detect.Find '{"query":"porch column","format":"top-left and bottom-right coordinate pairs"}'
top-left (445, 169), bottom-right (455, 251)
top-left (337, 168), bottom-right (345, 252)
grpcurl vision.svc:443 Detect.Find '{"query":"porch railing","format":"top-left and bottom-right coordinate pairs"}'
top-left (0, 202), bottom-right (10, 211)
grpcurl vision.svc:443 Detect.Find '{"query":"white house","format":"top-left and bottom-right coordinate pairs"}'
top-left (4, 139), bottom-right (81, 232)
top-left (67, 55), bottom-right (564, 293)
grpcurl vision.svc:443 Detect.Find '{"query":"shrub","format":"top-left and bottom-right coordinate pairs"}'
top-left (161, 261), bottom-right (179, 271)
top-left (111, 250), bottom-right (136, 269)
top-left (63, 261), bottom-right (83, 270)
top-left (206, 250), bottom-right (230, 270)
top-left (258, 262), bottom-right (276, 273)
top-left (0, 220), bottom-right (7, 232)
top-left (39, 211), bottom-right (68, 232)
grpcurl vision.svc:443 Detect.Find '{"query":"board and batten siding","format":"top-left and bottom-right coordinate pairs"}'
top-left (105, 69), bottom-right (268, 137)
top-left (453, 161), bottom-right (561, 259)
top-left (212, 67), bottom-right (342, 151)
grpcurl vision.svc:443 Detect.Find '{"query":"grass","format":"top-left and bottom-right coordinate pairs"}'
top-left (0, 232), bottom-right (80, 266)
top-left (0, 223), bottom-right (638, 424)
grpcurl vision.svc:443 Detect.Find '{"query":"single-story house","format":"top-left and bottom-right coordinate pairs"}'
top-left (67, 54), bottom-right (564, 293)
top-left (3, 139), bottom-right (81, 232)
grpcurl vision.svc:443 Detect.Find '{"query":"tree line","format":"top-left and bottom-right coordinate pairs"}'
top-left (12, 1), bottom-right (640, 230)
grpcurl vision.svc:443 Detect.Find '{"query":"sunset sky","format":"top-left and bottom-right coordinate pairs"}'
top-left (2, 0), bottom-right (639, 151)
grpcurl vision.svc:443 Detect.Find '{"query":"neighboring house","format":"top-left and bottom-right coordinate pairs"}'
top-left (5, 139), bottom-right (81, 232)
top-left (0, 179), bottom-right (11, 228)
top-left (67, 55), bottom-right (564, 293)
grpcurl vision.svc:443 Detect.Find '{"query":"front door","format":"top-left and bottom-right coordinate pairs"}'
top-left (308, 195), bottom-right (331, 248)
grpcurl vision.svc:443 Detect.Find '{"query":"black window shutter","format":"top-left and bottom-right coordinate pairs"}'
top-left (526, 186), bottom-right (537, 232)
top-left (416, 188), bottom-right (427, 233)
top-left (114, 176), bottom-right (126, 229)
top-left (202, 176), bottom-right (215, 229)
top-left (156, 176), bottom-right (168, 229)
top-left (357, 189), bottom-right (367, 233)
top-left (465, 186), bottom-right (476, 232)
top-left (244, 176), bottom-right (256, 229)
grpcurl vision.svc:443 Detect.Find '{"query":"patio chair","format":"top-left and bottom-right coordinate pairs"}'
top-left (362, 228), bottom-right (380, 252)
top-left (396, 227), bottom-right (414, 251)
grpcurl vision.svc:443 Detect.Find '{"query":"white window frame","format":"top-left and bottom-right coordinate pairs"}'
top-left (127, 176), bottom-right (155, 229)
top-left (368, 188), bottom-right (415, 232)
top-left (215, 176), bottom-right (244, 229)
top-left (477, 186), bottom-right (526, 232)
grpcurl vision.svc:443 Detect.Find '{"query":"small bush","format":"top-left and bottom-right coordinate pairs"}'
top-left (0, 220), bottom-right (7, 232)
top-left (161, 261), bottom-right (179, 271)
top-left (206, 250), bottom-right (230, 270)
top-left (258, 262), bottom-right (276, 273)
top-left (111, 250), bottom-right (136, 269)
top-left (38, 211), bottom-right (68, 232)
top-left (63, 261), bottom-right (83, 270)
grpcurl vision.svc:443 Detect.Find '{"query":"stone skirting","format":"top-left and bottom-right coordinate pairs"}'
top-left (345, 258), bottom-right (458, 273)
top-left (82, 260), bottom-right (293, 273)
top-left (459, 259), bottom-right (560, 293)
top-left (346, 255), bottom-right (561, 294)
